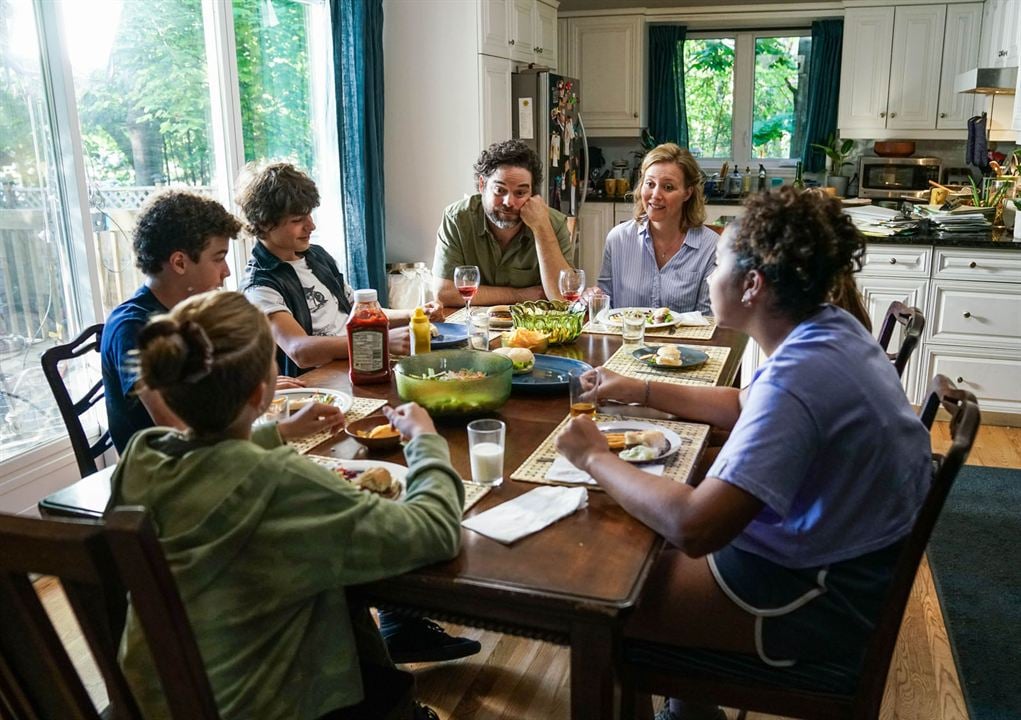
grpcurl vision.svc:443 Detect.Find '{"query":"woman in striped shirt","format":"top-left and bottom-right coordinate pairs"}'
top-left (597, 144), bottom-right (717, 313)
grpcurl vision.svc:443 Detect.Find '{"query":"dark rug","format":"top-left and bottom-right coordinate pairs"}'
top-left (927, 465), bottom-right (1021, 720)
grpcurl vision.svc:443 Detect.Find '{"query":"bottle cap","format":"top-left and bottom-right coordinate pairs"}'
top-left (353, 289), bottom-right (377, 303)
top-left (412, 306), bottom-right (427, 321)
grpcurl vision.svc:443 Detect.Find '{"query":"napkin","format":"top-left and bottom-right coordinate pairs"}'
top-left (674, 311), bottom-right (710, 326)
top-left (545, 455), bottom-right (665, 485)
top-left (462, 486), bottom-right (589, 544)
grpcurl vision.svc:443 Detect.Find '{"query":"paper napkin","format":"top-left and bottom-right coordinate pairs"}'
top-left (674, 311), bottom-right (710, 326)
top-left (461, 486), bottom-right (589, 544)
top-left (545, 455), bottom-right (665, 485)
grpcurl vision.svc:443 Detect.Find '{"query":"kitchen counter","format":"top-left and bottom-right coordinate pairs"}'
top-left (865, 228), bottom-right (1021, 250)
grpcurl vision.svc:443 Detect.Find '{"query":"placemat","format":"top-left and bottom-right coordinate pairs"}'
top-left (288, 397), bottom-right (388, 454)
top-left (583, 316), bottom-right (717, 341)
top-left (446, 306), bottom-right (488, 324)
top-left (602, 344), bottom-right (729, 387)
top-left (510, 413), bottom-right (710, 490)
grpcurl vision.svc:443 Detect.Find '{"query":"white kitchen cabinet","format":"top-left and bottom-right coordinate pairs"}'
top-left (839, 3), bottom-right (981, 137)
top-left (479, 54), bottom-right (513, 150)
top-left (578, 202), bottom-right (612, 285)
top-left (565, 15), bottom-right (645, 134)
top-left (479, 0), bottom-right (511, 57)
top-left (979, 0), bottom-right (1020, 67)
top-left (509, 0), bottom-right (558, 68)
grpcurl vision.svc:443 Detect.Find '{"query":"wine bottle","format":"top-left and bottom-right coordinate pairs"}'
top-left (792, 161), bottom-right (805, 190)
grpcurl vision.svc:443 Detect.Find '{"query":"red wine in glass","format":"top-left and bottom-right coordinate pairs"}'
top-left (457, 284), bottom-right (478, 302)
top-left (453, 265), bottom-right (481, 317)
top-left (558, 268), bottom-right (586, 305)
top-left (561, 290), bottom-right (581, 302)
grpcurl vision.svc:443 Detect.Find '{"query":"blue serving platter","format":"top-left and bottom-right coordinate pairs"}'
top-left (511, 354), bottom-right (593, 392)
top-left (430, 322), bottom-right (468, 349)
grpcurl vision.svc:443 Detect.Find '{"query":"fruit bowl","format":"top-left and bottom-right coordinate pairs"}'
top-left (394, 350), bottom-right (513, 416)
top-left (344, 415), bottom-right (402, 452)
top-left (510, 300), bottom-right (585, 345)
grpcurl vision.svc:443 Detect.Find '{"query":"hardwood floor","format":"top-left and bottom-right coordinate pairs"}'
top-left (33, 423), bottom-right (1020, 719)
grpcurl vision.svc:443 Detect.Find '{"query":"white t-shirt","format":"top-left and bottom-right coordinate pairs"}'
top-left (245, 258), bottom-right (355, 337)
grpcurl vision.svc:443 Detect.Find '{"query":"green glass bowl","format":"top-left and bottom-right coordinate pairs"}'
top-left (510, 300), bottom-right (585, 345)
top-left (394, 350), bottom-right (513, 416)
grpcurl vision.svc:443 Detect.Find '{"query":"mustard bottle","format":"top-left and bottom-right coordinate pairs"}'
top-left (410, 306), bottom-right (431, 355)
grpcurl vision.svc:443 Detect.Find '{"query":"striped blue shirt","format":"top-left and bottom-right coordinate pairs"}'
top-left (597, 220), bottom-right (718, 313)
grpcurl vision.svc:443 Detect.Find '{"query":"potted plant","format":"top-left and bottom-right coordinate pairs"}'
top-left (811, 133), bottom-right (855, 197)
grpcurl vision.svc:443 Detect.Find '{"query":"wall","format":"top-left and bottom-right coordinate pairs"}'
top-left (382, 1), bottom-right (481, 266)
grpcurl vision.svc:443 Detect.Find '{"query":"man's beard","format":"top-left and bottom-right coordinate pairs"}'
top-left (484, 205), bottom-right (521, 230)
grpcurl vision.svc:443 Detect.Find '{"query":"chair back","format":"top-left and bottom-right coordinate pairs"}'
top-left (852, 375), bottom-right (980, 717)
top-left (0, 508), bottom-right (220, 720)
top-left (40, 324), bottom-right (112, 477)
top-left (876, 301), bottom-right (925, 377)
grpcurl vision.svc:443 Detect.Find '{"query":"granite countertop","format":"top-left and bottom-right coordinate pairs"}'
top-left (865, 232), bottom-right (1021, 250)
top-left (586, 195), bottom-right (747, 205)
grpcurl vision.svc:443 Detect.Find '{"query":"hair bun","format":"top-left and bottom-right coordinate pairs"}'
top-left (137, 318), bottom-right (214, 389)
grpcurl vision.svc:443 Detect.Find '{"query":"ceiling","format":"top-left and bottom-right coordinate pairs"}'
top-left (558, 0), bottom-right (824, 10)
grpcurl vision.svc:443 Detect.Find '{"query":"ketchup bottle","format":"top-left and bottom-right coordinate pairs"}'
top-left (346, 289), bottom-right (390, 385)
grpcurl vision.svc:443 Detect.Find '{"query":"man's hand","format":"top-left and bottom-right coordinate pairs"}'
top-left (513, 285), bottom-right (546, 302)
top-left (388, 326), bottom-right (411, 355)
top-left (423, 300), bottom-right (444, 321)
top-left (278, 402), bottom-right (345, 441)
top-left (275, 376), bottom-right (306, 390)
top-left (519, 195), bottom-right (555, 235)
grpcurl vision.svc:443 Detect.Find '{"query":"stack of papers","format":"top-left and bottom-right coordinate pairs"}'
top-left (842, 206), bottom-right (922, 237)
top-left (915, 205), bottom-right (992, 235)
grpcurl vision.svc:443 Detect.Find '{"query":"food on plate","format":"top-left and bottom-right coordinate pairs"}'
top-left (285, 392), bottom-right (335, 414)
top-left (493, 346), bottom-right (535, 374)
top-left (358, 423), bottom-right (400, 439)
top-left (488, 305), bottom-right (514, 330)
top-left (501, 327), bottom-right (550, 353)
top-left (267, 396), bottom-right (288, 415)
top-left (353, 466), bottom-right (400, 498)
top-left (602, 429), bottom-right (670, 458)
top-left (650, 307), bottom-right (674, 325)
top-left (619, 445), bottom-right (660, 461)
top-left (654, 345), bottom-right (682, 367)
top-left (604, 433), bottom-right (627, 451)
top-left (429, 323), bottom-right (441, 338)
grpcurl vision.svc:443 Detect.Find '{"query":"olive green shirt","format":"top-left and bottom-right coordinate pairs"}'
top-left (432, 194), bottom-right (572, 288)
top-left (109, 424), bottom-right (463, 720)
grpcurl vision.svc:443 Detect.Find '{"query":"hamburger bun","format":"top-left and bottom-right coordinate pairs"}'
top-left (488, 305), bottom-right (514, 330)
top-left (354, 466), bottom-right (399, 498)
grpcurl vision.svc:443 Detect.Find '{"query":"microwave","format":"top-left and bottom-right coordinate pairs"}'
top-left (858, 157), bottom-right (942, 200)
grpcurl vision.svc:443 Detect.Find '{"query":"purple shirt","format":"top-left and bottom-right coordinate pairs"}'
top-left (707, 305), bottom-right (931, 568)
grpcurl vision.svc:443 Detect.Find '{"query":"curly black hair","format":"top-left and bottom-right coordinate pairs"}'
top-left (234, 161), bottom-right (320, 239)
top-left (473, 139), bottom-right (543, 188)
top-left (731, 187), bottom-right (865, 321)
top-left (133, 190), bottom-right (241, 275)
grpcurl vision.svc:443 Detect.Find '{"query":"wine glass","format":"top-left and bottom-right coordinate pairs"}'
top-left (453, 265), bottom-right (481, 320)
top-left (558, 268), bottom-right (586, 305)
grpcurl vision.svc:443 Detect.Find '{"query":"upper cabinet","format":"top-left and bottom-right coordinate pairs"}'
top-left (839, 3), bottom-right (981, 138)
top-left (479, 0), bottom-right (558, 69)
top-left (564, 15), bottom-right (645, 135)
top-left (978, 0), bottom-right (1020, 67)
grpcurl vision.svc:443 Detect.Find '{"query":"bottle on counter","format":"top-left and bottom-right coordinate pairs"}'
top-left (409, 306), bottom-right (431, 355)
top-left (758, 164), bottom-right (767, 192)
top-left (346, 289), bottom-right (390, 385)
top-left (792, 161), bottom-right (806, 191)
top-left (742, 166), bottom-right (752, 196)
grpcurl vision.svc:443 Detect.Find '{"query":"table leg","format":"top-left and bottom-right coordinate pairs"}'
top-left (570, 618), bottom-right (622, 720)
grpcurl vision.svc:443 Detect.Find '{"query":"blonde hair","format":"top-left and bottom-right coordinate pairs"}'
top-left (632, 143), bottom-right (706, 230)
top-left (135, 291), bottom-right (275, 434)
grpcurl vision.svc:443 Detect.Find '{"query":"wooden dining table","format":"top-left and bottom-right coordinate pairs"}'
top-left (39, 325), bottom-right (747, 720)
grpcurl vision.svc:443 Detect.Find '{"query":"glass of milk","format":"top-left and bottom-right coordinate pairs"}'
top-left (467, 419), bottom-right (506, 486)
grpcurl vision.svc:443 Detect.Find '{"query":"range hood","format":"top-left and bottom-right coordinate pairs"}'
top-left (955, 66), bottom-right (1017, 94)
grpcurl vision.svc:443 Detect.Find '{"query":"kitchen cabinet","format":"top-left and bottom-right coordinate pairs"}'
top-left (564, 15), bottom-right (645, 135)
top-left (479, 0), bottom-right (511, 57)
top-left (978, 0), bottom-right (1020, 67)
top-left (480, 54), bottom-right (513, 150)
top-left (578, 202), bottom-right (612, 284)
top-left (480, 0), bottom-right (558, 69)
top-left (838, 3), bottom-right (981, 137)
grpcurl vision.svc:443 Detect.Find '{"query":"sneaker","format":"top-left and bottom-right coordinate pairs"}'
top-left (412, 702), bottom-right (440, 720)
top-left (384, 618), bottom-right (482, 664)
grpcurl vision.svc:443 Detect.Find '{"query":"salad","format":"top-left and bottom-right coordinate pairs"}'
top-left (409, 368), bottom-right (488, 381)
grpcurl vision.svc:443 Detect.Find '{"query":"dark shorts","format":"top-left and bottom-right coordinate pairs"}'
top-left (708, 541), bottom-right (904, 672)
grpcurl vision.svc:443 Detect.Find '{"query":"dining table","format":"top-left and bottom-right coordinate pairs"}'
top-left (39, 322), bottom-right (747, 720)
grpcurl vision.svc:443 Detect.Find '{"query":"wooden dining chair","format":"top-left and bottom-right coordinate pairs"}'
top-left (40, 324), bottom-right (113, 477)
top-left (0, 508), bottom-right (220, 720)
top-left (877, 301), bottom-right (925, 378)
top-left (619, 377), bottom-right (980, 720)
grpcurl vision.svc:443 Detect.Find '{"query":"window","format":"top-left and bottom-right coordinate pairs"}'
top-left (0, 0), bottom-right (339, 469)
top-left (683, 30), bottom-right (811, 169)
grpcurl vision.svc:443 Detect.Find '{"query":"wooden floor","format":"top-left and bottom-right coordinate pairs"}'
top-left (35, 423), bottom-right (1021, 719)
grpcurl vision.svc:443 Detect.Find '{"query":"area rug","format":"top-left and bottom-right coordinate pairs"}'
top-left (927, 465), bottom-right (1021, 720)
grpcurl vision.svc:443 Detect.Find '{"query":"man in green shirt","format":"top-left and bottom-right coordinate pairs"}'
top-left (432, 139), bottom-right (574, 306)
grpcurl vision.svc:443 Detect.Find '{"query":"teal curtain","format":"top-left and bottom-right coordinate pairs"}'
top-left (648, 25), bottom-right (687, 148)
top-left (800, 19), bottom-right (843, 173)
top-left (332, 0), bottom-right (387, 292)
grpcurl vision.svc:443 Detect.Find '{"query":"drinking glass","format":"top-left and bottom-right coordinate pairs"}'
top-left (569, 368), bottom-right (599, 418)
top-left (587, 292), bottom-right (610, 330)
top-left (621, 312), bottom-right (646, 345)
top-left (558, 268), bottom-right (586, 304)
top-left (453, 265), bottom-right (481, 319)
top-left (467, 419), bottom-right (506, 485)
top-left (468, 308), bottom-right (490, 351)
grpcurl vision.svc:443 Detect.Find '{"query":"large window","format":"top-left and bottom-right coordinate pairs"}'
top-left (0, 0), bottom-right (339, 468)
top-left (684, 30), bottom-right (811, 168)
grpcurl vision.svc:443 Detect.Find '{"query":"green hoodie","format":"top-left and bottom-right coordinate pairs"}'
top-left (108, 424), bottom-right (463, 720)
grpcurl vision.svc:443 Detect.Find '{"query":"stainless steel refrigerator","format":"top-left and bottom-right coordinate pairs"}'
top-left (511, 69), bottom-right (588, 221)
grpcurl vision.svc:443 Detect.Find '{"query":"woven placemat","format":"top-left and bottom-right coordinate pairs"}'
top-left (583, 316), bottom-right (717, 341)
top-left (445, 306), bottom-right (486, 324)
top-left (602, 344), bottom-right (730, 387)
top-left (288, 397), bottom-right (388, 455)
top-left (510, 413), bottom-right (710, 489)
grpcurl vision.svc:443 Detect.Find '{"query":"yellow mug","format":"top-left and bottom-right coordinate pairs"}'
top-left (930, 187), bottom-right (949, 206)
top-left (616, 178), bottom-right (630, 197)
top-left (604, 178), bottom-right (617, 197)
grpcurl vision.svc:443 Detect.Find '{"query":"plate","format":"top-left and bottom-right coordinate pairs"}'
top-left (596, 420), bottom-right (683, 464)
top-left (431, 322), bottom-right (468, 349)
top-left (306, 457), bottom-right (408, 500)
top-left (602, 307), bottom-right (680, 330)
top-left (511, 355), bottom-right (592, 392)
top-left (274, 387), bottom-right (353, 413)
top-left (632, 346), bottom-right (709, 370)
